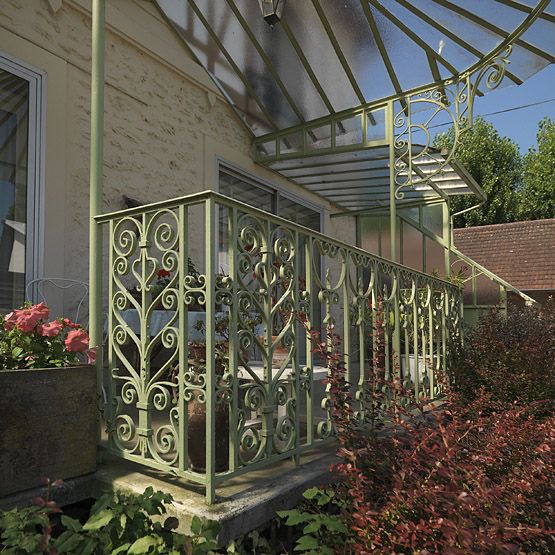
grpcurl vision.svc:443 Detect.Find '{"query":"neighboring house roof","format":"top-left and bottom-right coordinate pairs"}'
top-left (454, 219), bottom-right (555, 292)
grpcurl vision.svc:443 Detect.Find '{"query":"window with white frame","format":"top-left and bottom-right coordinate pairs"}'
top-left (218, 165), bottom-right (322, 232)
top-left (0, 54), bottom-right (43, 312)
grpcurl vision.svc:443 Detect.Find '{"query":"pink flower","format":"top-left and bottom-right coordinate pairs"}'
top-left (86, 347), bottom-right (98, 364)
top-left (14, 309), bottom-right (42, 333)
top-left (9, 302), bottom-right (51, 334)
top-left (37, 320), bottom-right (63, 337)
top-left (31, 302), bottom-right (50, 321)
top-left (3, 311), bottom-right (18, 331)
top-left (65, 329), bottom-right (90, 352)
top-left (63, 318), bottom-right (80, 329)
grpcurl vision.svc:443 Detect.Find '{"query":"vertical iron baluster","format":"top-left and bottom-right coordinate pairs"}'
top-left (204, 198), bottom-right (216, 504)
top-left (228, 205), bottom-right (239, 473)
top-left (304, 235), bottom-right (314, 446)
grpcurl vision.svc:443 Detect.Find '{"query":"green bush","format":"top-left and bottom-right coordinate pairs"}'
top-left (0, 484), bottom-right (219, 555)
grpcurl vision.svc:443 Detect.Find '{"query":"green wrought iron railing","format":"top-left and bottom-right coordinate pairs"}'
top-left (96, 191), bottom-right (462, 503)
top-left (450, 246), bottom-right (537, 327)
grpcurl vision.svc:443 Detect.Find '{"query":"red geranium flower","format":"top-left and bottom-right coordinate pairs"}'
top-left (10, 303), bottom-right (50, 333)
top-left (65, 329), bottom-right (90, 352)
top-left (3, 311), bottom-right (18, 331)
top-left (37, 320), bottom-right (63, 337)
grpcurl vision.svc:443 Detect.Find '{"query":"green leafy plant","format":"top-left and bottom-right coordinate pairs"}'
top-left (0, 303), bottom-right (95, 370)
top-left (0, 483), bottom-right (220, 555)
top-left (278, 488), bottom-right (347, 554)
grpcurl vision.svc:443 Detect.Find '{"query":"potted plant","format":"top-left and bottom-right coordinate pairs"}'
top-left (150, 268), bottom-right (172, 309)
top-left (0, 303), bottom-right (97, 498)
top-left (184, 312), bottom-right (259, 473)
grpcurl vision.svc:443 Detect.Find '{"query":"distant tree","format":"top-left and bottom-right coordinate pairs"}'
top-left (433, 117), bottom-right (522, 228)
top-left (518, 117), bottom-right (555, 220)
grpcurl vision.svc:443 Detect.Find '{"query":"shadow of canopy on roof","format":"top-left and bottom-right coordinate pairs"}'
top-left (156, 0), bottom-right (555, 210)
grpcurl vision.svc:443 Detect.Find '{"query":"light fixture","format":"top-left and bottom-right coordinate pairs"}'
top-left (258, 0), bottom-right (285, 27)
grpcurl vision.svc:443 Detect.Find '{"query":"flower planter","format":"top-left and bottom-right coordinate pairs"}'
top-left (0, 365), bottom-right (97, 497)
top-left (185, 342), bottom-right (230, 473)
top-left (187, 399), bottom-right (229, 473)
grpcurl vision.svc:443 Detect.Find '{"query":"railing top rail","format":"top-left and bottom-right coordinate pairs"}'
top-left (94, 190), bottom-right (213, 223)
top-left (450, 246), bottom-right (537, 305)
top-left (96, 190), bottom-right (457, 289)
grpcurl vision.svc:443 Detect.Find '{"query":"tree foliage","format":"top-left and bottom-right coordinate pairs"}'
top-left (433, 117), bottom-right (522, 227)
top-left (519, 117), bottom-right (555, 220)
top-left (433, 116), bottom-right (555, 227)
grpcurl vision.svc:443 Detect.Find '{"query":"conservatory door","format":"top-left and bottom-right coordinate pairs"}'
top-left (0, 55), bottom-right (42, 312)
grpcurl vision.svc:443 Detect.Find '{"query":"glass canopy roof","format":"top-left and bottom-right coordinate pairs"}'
top-left (268, 144), bottom-right (486, 212)
top-left (156, 0), bottom-right (554, 211)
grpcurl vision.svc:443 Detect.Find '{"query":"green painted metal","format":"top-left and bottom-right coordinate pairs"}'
top-left (391, 46), bottom-right (514, 205)
top-left (87, 0), bottom-right (550, 507)
top-left (253, 48), bottom-right (510, 220)
top-left (254, 105), bottom-right (388, 162)
top-left (96, 191), bottom-right (462, 503)
top-left (450, 246), bottom-right (537, 327)
top-left (89, 0), bottom-right (105, 440)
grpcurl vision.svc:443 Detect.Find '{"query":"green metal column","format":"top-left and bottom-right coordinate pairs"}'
top-left (89, 0), bottom-right (105, 436)
top-left (442, 201), bottom-right (451, 277)
top-left (387, 101), bottom-right (397, 264)
top-left (388, 101), bottom-right (401, 368)
top-left (204, 198), bottom-right (216, 504)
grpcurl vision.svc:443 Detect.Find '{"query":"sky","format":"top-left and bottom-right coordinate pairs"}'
top-left (459, 64), bottom-right (555, 153)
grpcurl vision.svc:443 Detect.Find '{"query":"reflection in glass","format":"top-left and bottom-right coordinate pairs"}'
top-left (0, 68), bottom-right (29, 312)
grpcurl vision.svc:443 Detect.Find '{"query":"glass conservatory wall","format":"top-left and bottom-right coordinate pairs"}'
top-left (358, 202), bottom-right (448, 275)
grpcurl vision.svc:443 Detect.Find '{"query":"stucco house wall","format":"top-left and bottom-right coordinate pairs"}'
top-left (0, 0), bottom-right (357, 317)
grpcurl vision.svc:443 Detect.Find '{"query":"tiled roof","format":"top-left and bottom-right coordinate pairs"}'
top-left (453, 219), bottom-right (555, 291)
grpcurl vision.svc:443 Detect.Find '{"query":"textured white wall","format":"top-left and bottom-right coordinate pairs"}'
top-left (0, 0), bottom-right (357, 317)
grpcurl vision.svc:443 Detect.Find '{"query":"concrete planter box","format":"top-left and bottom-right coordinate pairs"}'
top-left (0, 365), bottom-right (97, 497)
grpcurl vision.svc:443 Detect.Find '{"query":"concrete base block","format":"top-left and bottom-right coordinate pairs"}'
top-left (0, 473), bottom-right (96, 512)
top-left (93, 448), bottom-right (338, 545)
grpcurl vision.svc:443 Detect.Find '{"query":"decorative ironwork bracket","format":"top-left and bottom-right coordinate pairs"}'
top-left (393, 47), bottom-right (512, 200)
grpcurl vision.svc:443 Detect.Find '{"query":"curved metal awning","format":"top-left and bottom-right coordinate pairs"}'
top-left (269, 144), bottom-right (485, 212)
top-left (156, 0), bottom-right (554, 210)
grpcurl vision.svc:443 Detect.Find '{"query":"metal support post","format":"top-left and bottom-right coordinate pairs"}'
top-left (89, 0), bottom-right (105, 443)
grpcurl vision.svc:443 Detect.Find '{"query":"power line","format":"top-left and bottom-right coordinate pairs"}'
top-left (429, 97), bottom-right (555, 130)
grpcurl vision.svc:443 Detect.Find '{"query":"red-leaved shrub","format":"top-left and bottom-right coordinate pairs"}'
top-left (449, 299), bottom-right (554, 410)
top-left (282, 306), bottom-right (554, 554)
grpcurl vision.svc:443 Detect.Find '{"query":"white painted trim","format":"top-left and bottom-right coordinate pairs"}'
top-left (0, 52), bottom-right (46, 300)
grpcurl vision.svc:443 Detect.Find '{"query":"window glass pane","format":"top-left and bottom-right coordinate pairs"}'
top-left (359, 215), bottom-right (380, 255)
top-left (0, 68), bottom-right (29, 312)
top-left (398, 206), bottom-right (419, 225)
top-left (475, 274), bottom-right (502, 306)
top-left (219, 168), bottom-right (321, 232)
top-left (401, 221), bottom-right (424, 272)
top-left (278, 196), bottom-right (320, 231)
top-left (425, 237), bottom-right (445, 275)
top-left (421, 203), bottom-right (443, 237)
top-left (219, 170), bottom-right (274, 213)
